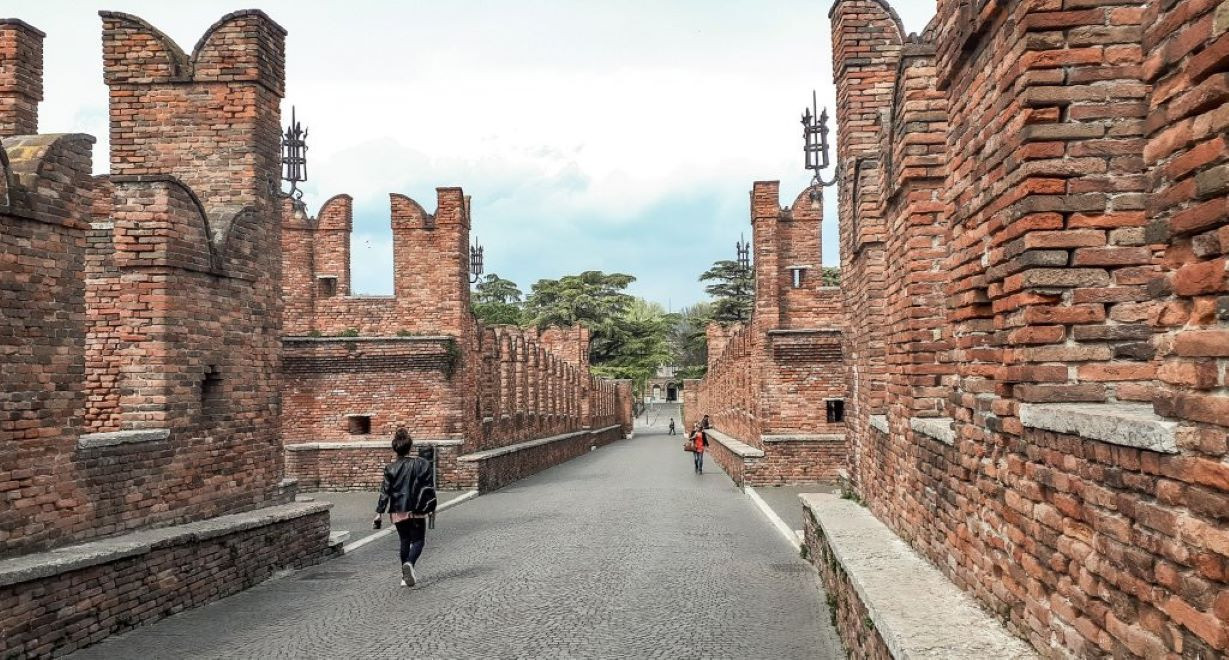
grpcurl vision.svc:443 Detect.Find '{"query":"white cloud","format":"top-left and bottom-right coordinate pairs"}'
top-left (14, 0), bottom-right (937, 305)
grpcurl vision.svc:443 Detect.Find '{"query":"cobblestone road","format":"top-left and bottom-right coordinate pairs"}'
top-left (73, 425), bottom-right (843, 659)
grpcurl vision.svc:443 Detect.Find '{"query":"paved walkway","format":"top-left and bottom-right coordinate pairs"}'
top-left (73, 423), bottom-right (843, 659)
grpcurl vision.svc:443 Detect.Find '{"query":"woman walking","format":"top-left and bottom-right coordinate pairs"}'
top-left (373, 428), bottom-right (434, 587)
top-left (691, 423), bottom-right (706, 474)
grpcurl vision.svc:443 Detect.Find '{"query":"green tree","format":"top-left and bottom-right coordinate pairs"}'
top-left (472, 273), bottom-right (526, 326)
top-left (474, 274), bottom-right (523, 305)
top-left (668, 302), bottom-right (712, 374)
top-left (524, 271), bottom-right (675, 392)
top-left (524, 271), bottom-right (637, 362)
top-left (700, 259), bottom-right (754, 323)
top-left (821, 266), bottom-right (841, 287)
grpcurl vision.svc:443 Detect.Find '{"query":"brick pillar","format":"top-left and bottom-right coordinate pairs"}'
top-left (706, 322), bottom-right (734, 367)
top-left (102, 10), bottom-right (285, 227)
top-left (391, 187), bottom-right (470, 336)
top-left (881, 42), bottom-right (952, 424)
top-left (751, 181), bottom-right (783, 332)
top-left (0, 19), bottom-right (43, 138)
top-left (831, 0), bottom-right (903, 494)
top-left (615, 380), bottom-right (634, 436)
top-left (1145, 1), bottom-right (1229, 436)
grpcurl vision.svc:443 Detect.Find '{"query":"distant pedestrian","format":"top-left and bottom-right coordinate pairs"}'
top-left (373, 428), bottom-right (437, 588)
top-left (668, 418), bottom-right (676, 435)
top-left (691, 423), bottom-right (706, 474)
top-left (701, 414), bottom-right (712, 430)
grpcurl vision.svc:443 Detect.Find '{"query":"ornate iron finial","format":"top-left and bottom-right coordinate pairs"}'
top-left (469, 239), bottom-right (485, 284)
top-left (736, 234), bottom-right (751, 271)
top-left (281, 106), bottom-right (308, 201)
top-left (802, 90), bottom-right (838, 205)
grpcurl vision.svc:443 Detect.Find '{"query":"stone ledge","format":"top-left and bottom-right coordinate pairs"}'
top-left (704, 429), bottom-right (765, 458)
top-left (761, 433), bottom-right (845, 444)
top-left (1018, 403), bottom-right (1178, 454)
top-left (77, 428), bottom-right (171, 450)
top-left (801, 493), bottom-right (1038, 659)
top-left (283, 335), bottom-right (453, 343)
top-left (910, 417), bottom-right (955, 445)
top-left (869, 415), bottom-right (889, 434)
top-left (458, 425), bottom-right (621, 462)
top-left (285, 438), bottom-right (464, 451)
top-left (766, 327), bottom-right (843, 336)
top-left (0, 501), bottom-right (332, 588)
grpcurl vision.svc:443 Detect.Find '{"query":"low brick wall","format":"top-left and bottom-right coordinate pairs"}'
top-left (285, 439), bottom-right (469, 490)
top-left (461, 425), bottom-right (623, 493)
top-left (0, 502), bottom-right (336, 659)
top-left (706, 430), bottom-right (844, 487)
top-left (706, 433), bottom-right (747, 485)
top-left (756, 435), bottom-right (845, 485)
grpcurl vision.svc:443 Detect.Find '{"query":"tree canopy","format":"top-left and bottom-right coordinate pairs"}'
top-left (471, 273), bottom-right (527, 326)
top-left (699, 259), bottom-right (754, 323)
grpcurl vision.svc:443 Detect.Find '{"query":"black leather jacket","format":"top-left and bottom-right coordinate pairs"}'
top-left (375, 457), bottom-right (433, 514)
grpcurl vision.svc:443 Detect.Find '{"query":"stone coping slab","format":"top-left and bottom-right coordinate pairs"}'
top-left (77, 428), bottom-right (171, 449)
top-left (283, 335), bottom-right (453, 343)
top-left (909, 417), bottom-right (955, 446)
top-left (869, 415), bottom-right (889, 434)
top-left (1018, 402), bottom-right (1178, 454)
top-left (458, 425), bottom-right (621, 462)
top-left (800, 493), bottom-right (1038, 659)
top-left (286, 438), bottom-right (464, 451)
top-left (761, 433), bottom-right (845, 443)
top-left (765, 327), bottom-right (843, 336)
top-left (0, 501), bottom-right (332, 588)
top-left (704, 429), bottom-right (766, 458)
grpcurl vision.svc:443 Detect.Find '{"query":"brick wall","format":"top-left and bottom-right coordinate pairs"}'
top-left (0, 133), bottom-right (95, 556)
top-left (694, 181), bottom-right (849, 484)
top-left (280, 198), bottom-right (630, 488)
top-left (803, 510), bottom-right (893, 660)
top-left (831, 0), bottom-right (1229, 655)
top-left (0, 506), bottom-right (334, 659)
top-left (286, 441), bottom-right (468, 490)
top-left (0, 19), bottom-right (42, 138)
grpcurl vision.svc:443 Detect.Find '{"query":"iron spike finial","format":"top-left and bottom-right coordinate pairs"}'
top-left (281, 105), bottom-right (309, 202)
top-left (801, 90), bottom-right (839, 192)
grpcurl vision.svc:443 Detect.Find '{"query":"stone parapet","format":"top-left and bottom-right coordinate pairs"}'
top-left (801, 492), bottom-right (1037, 659)
top-left (0, 502), bottom-right (337, 658)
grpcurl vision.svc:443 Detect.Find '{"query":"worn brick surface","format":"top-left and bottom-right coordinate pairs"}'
top-left (280, 191), bottom-right (632, 489)
top-left (831, 0), bottom-right (1229, 656)
top-left (0, 11), bottom-right (338, 659)
top-left (695, 182), bottom-right (849, 485)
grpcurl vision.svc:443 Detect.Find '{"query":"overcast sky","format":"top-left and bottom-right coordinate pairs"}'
top-left (16, 1), bottom-right (935, 309)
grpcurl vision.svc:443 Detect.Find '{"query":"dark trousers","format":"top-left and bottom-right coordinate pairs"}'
top-left (694, 451), bottom-right (704, 473)
top-left (395, 518), bottom-right (426, 566)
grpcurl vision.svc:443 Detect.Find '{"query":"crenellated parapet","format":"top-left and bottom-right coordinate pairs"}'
top-left (829, 0), bottom-right (1229, 655)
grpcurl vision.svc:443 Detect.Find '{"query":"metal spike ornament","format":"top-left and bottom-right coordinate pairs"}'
top-left (802, 90), bottom-right (838, 208)
top-left (281, 106), bottom-right (308, 201)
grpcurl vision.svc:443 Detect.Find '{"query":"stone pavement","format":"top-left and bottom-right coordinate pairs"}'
top-left (752, 483), bottom-right (839, 534)
top-left (72, 424), bottom-right (844, 659)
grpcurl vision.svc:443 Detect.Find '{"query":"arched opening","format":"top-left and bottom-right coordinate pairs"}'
top-left (666, 384), bottom-right (678, 402)
top-left (651, 384), bottom-right (662, 401)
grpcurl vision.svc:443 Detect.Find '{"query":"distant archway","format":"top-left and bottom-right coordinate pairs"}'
top-left (666, 384), bottom-right (678, 401)
top-left (651, 384), bottom-right (662, 401)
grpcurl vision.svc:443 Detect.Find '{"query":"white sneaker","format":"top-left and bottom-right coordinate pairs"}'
top-left (400, 579), bottom-right (407, 587)
top-left (401, 562), bottom-right (416, 587)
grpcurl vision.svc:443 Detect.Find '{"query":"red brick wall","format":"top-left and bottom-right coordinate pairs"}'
top-left (831, 0), bottom-right (898, 496)
top-left (0, 133), bottom-right (95, 557)
top-left (695, 180), bottom-right (848, 484)
top-left (282, 338), bottom-right (465, 444)
top-left (2, 10), bottom-right (293, 559)
top-left (286, 442), bottom-right (469, 491)
top-left (831, 0), bottom-right (1229, 655)
top-left (0, 506), bottom-right (333, 659)
top-left (0, 19), bottom-right (42, 138)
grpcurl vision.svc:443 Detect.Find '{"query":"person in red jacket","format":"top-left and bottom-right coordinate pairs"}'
top-left (692, 423), bottom-right (706, 474)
